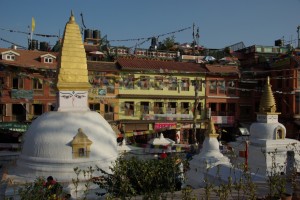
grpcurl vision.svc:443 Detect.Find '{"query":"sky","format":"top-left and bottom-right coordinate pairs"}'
top-left (1, 0), bottom-right (300, 51)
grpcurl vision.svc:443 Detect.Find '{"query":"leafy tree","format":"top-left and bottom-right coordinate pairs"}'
top-left (93, 155), bottom-right (184, 199)
top-left (158, 36), bottom-right (176, 50)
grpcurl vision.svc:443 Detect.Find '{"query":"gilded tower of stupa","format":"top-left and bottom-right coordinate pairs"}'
top-left (56, 11), bottom-right (91, 111)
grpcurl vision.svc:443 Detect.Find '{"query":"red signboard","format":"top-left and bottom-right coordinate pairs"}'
top-left (154, 122), bottom-right (177, 130)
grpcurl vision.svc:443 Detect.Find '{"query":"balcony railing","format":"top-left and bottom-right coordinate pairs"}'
top-left (104, 112), bottom-right (114, 121)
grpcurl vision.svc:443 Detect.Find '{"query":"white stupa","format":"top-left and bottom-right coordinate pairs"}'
top-left (5, 12), bottom-right (118, 198)
top-left (186, 118), bottom-right (231, 188)
top-left (147, 133), bottom-right (175, 146)
top-left (146, 133), bottom-right (175, 153)
top-left (247, 77), bottom-right (300, 176)
top-left (230, 77), bottom-right (300, 177)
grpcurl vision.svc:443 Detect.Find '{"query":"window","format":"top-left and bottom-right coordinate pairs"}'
top-left (140, 102), bottom-right (150, 114)
top-left (209, 80), bottom-right (217, 94)
top-left (139, 76), bottom-right (150, 90)
top-left (6, 54), bottom-right (16, 61)
top-left (33, 104), bottom-right (43, 116)
top-left (154, 102), bottom-right (164, 114)
top-left (44, 57), bottom-right (53, 63)
top-left (197, 102), bottom-right (202, 115)
top-left (32, 78), bottom-right (43, 90)
top-left (0, 104), bottom-right (3, 120)
top-left (89, 103), bottom-right (100, 112)
top-left (167, 102), bottom-right (177, 114)
top-left (123, 75), bottom-right (134, 89)
top-left (154, 76), bottom-right (164, 90)
top-left (220, 103), bottom-right (226, 116)
top-left (12, 77), bottom-right (23, 89)
top-left (181, 102), bottom-right (190, 114)
top-left (105, 104), bottom-right (114, 113)
top-left (297, 70), bottom-right (300, 90)
top-left (192, 79), bottom-right (202, 92)
top-left (104, 104), bottom-right (114, 120)
top-left (78, 148), bottom-right (86, 157)
top-left (124, 102), bottom-right (134, 116)
top-left (263, 47), bottom-right (272, 53)
top-left (228, 103), bottom-right (236, 115)
top-left (227, 81), bottom-right (236, 95)
top-left (209, 103), bottom-right (217, 115)
top-left (168, 77), bottom-right (177, 91)
top-left (181, 78), bottom-right (189, 91)
top-left (218, 80), bottom-right (226, 94)
top-left (106, 78), bottom-right (115, 94)
top-left (256, 47), bottom-right (262, 52)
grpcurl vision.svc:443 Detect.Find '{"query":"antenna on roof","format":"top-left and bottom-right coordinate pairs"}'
top-left (297, 25), bottom-right (300, 49)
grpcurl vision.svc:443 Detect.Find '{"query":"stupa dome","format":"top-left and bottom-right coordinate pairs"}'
top-left (250, 122), bottom-right (286, 141)
top-left (16, 111), bottom-right (118, 181)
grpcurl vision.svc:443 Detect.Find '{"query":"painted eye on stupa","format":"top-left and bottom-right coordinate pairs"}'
top-left (61, 94), bottom-right (73, 99)
top-left (74, 93), bottom-right (86, 99)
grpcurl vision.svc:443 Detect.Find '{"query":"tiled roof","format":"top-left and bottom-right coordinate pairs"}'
top-left (116, 57), bottom-right (208, 73)
top-left (87, 61), bottom-right (118, 72)
top-left (205, 64), bottom-right (240, 74)
top-left (0, 48), bottom-right (58, 70)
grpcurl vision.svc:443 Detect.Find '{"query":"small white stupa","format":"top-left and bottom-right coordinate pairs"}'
top-left (5, 11), bottom-right (118, 198)
top-left (147, 133), bottom-right (175, 146)
top-left (186, 118), bottom-right (231, 188)
top-left (230, 77), bottom-right (300, 176)
top-left (247, 77), bottom-right (300, 176)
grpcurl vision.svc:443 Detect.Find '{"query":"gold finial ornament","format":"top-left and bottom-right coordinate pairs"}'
top-left (258, 76), bottom-right (279, 114)
top-left (56, 11), bottom-right (90, 91)
top-left (205, 118), bottom-right (219, 138)
top-left (69, 10), bottom-right (75, 24)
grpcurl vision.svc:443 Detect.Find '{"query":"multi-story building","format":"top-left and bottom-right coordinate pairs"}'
top-left (115, 57), bottom-right (207, 144)
top-left (235, 44), bottom-right (300, 139)
top-left (204, 64), bottom-right (240, 141)
top-left (269, 52), bottom-right (300, 139)
top-left (0, 48), bottom-right (57, 123)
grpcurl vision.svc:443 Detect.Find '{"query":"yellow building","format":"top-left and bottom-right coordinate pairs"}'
top-left (116, 57), bottom-right (207, 144)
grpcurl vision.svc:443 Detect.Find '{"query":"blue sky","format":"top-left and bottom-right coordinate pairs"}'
top-left (1, 0), bottom-right (300, 50)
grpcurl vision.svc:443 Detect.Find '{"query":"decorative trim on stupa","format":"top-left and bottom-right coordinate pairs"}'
top-left (71, 128), bottom-right (93, 158)
top-left (204, 118), bottom-right (219, 138)
top-left (56, 11), bottom-right (90, 91)
top-left (258, 76), bottom-right (280, 115)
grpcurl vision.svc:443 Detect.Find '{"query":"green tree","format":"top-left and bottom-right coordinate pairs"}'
top-left (158, 36), bottom-right (176, 50)
top-left (93, 155), bottom-right (183, 199)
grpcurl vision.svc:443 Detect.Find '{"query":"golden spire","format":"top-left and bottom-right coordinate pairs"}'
top-left (258, 76), bottom-right (279, 114)
top-left (56, 11), bottom-right (90, 91)
top-left (205, 118), bottom-right (219, 138)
